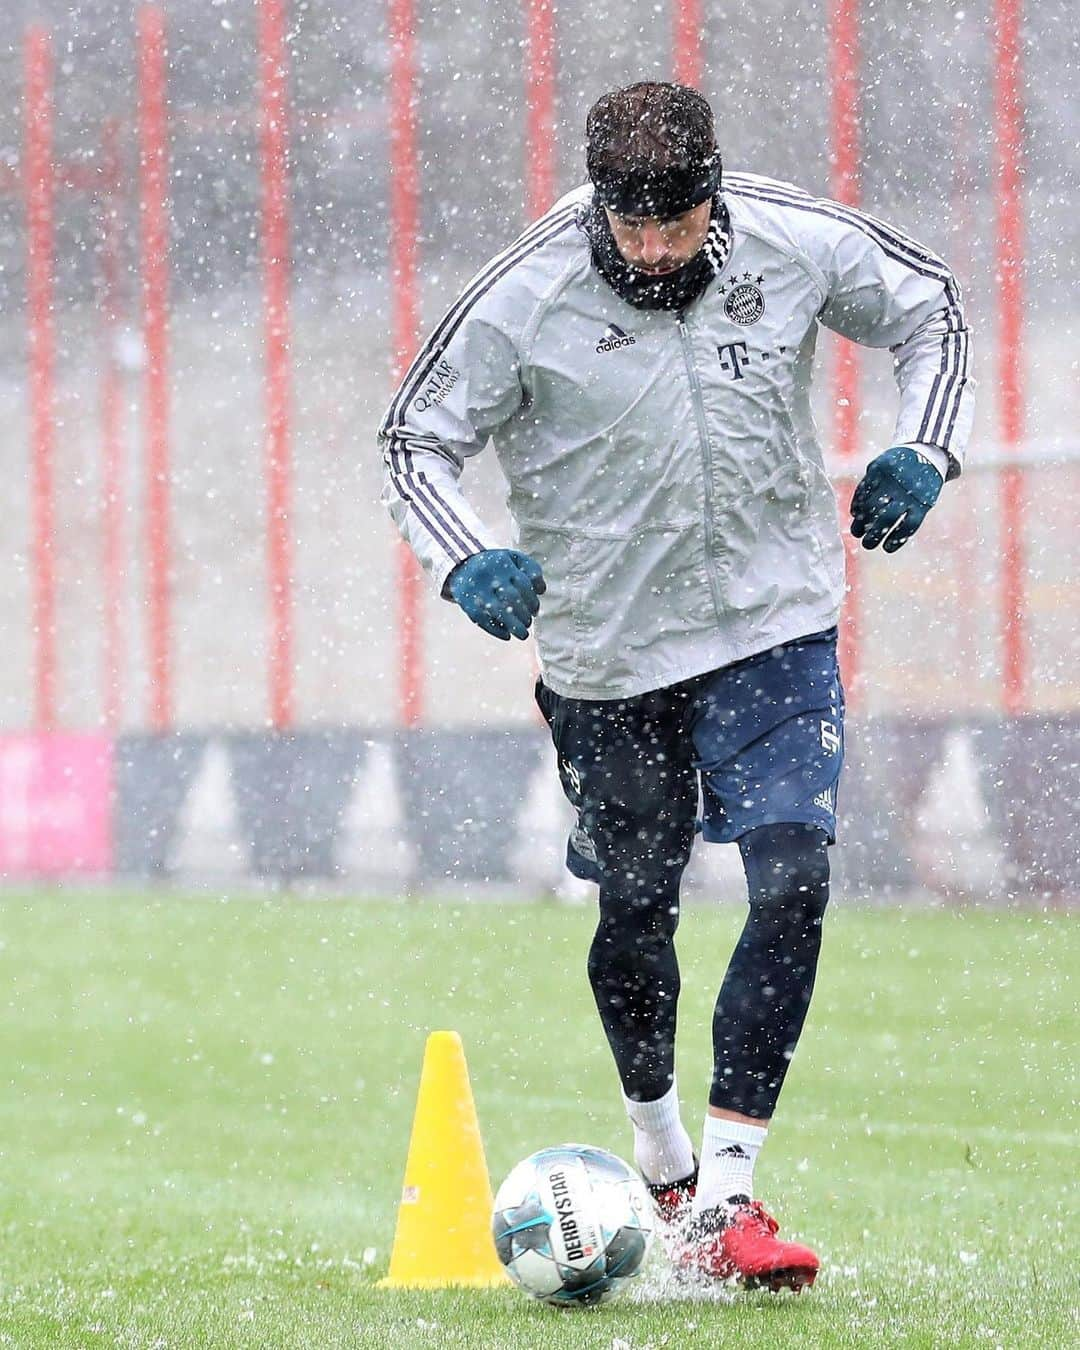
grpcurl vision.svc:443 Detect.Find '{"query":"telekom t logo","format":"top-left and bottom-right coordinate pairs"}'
top-left (717, 340), bottom-right (751, 379)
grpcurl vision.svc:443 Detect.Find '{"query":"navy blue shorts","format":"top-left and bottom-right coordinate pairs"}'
top-left (535, 628), bottom-right (845, 883)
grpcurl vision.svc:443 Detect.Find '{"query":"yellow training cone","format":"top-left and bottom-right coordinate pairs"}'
top-left (378, 1030), bottom-right (506, 1288)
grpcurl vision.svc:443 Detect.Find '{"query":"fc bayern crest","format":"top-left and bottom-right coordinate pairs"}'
top-left (724, 282), bottom-right (766, 325)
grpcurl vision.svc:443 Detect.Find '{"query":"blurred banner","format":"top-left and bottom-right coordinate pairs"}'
top-left (0, 734), bottom-right (112, 875)
top-left (2, 719), bottom-right (1071, 897)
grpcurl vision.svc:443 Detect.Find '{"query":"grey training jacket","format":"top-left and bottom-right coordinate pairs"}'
top-left (380, 173), bottom-right (973, 700)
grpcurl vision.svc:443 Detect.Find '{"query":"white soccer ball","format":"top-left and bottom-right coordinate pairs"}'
top-left (492, 1143), bottom-right (653, 1306)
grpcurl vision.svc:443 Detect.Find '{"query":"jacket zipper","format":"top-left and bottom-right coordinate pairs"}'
top-left (676, 310), bottom-right (724, 618)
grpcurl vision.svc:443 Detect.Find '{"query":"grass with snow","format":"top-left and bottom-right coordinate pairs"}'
top-left (0, 891), bottom-right (1075, 1347)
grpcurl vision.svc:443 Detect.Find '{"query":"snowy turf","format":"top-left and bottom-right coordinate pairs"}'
top-left (0, 893), bottom-right (1075, 1347)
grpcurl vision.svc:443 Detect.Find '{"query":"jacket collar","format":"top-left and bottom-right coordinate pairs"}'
top-left (582, 194), bottom-right (732, 311)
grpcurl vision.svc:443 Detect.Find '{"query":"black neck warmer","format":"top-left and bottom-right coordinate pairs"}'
top-left (583, 195), bottom-right (732, 312)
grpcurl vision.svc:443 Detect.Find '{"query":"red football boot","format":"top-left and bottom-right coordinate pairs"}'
top-left (676, 1198), bottom-right (820, 1292)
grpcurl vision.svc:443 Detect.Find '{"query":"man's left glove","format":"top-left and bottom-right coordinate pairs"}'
top-left (850, 446), bottom-right (943, 553)
top-left (445, 548), bottom-right (546, 641)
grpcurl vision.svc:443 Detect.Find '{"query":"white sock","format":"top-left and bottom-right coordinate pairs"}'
top-left (692, 1116), bottom-right (767, 1213)
top-left (622, 1079), bottom-right (696, 1187)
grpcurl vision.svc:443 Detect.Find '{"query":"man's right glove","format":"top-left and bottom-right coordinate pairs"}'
top-left (445, 548), bottom-right (546, 641)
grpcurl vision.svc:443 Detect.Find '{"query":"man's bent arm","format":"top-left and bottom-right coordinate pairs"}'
top-left (379, 303), bottom-right (525, 597)
top-left (889, 308), bottom-right (972, 481)
top-left (814, 204), bottom-right (974, 479)
top-left (381, 429), bottom-right (497, 597)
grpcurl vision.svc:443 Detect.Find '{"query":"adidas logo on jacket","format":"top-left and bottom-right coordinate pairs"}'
top-left (596, 323), bottom-right (636, 353)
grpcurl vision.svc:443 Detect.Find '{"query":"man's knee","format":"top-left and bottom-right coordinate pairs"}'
top-left (588, 889), bottom-right (680, 985)
top-left (737, 822), bottom-right (831, 923)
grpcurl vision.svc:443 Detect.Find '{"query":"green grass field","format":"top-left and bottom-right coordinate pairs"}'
top-left (0, 892), bottom-right (1075, 1348)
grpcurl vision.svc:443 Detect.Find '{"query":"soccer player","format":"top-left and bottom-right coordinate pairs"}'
top-left (380, 82), bottom-right (972, 1290)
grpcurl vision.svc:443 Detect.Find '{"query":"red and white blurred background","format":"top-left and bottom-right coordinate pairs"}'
top-left (0, 1), bottom-right (1077, 894)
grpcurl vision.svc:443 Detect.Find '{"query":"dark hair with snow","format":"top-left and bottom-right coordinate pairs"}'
top-left (585, 82), bottom-right (721, 218)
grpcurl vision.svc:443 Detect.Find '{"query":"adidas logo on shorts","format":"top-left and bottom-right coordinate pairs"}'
top-left (596, 323), bottom-right (636, 353)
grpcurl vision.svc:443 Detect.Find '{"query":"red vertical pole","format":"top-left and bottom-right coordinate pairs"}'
top-left (672, 0), bottom-right (703, 87)
top-left (137, 5), bottom-right (172, 732)
top-left (524, 0), bottom-right (556, 220)
top-left (388, 0), bottom-right (423, 728)
top-left (99, 118), bottom-right (125, 732)
top-left (994, 0), bottom-right (1025, 715)
top-left (258, 0), bottom-right (294, 730)
top-left (949, 104), bottom-right (978, 679)
top-left (25, 27), bottom-right (57, 733)
top-left (829, 0), bottom-right (862, 705)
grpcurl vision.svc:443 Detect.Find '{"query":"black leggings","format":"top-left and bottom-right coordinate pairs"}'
top-left (590, 821), bottom-right (830, 1119)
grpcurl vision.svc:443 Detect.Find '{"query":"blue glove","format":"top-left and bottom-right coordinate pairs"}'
top-left (850, 446), bottom-right (943, 553)
top-left (446, 548), bottom-right (546, 641)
